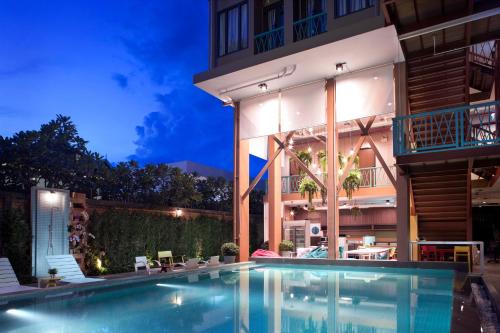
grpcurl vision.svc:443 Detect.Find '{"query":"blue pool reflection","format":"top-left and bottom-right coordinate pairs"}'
top-left (0, 264), bottom-right (454, 333)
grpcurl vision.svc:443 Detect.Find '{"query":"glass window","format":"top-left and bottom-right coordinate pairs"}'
top-left (336, 0), bottom-right (375, 17)
top-left (217, 2), bottom-right (248, 57)
top-left (241, 4), bottom-right (248, 49)
top-left (218, 12), bottom-right (226, 56)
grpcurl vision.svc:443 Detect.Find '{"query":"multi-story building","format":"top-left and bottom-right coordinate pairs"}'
top-left (194, 0), bottom-right (500, 262)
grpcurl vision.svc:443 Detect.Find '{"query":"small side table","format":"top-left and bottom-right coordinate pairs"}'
top-left (39, 277), bottom-right (62, 288)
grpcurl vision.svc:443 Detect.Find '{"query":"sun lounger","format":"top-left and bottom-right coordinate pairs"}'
top-left (46, 255), bottom-right (103, 284)
top-left (0, 258), bottom-right (37, 294)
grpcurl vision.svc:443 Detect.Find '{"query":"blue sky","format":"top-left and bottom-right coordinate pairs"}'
top-left (0, 0), bottom-right (261, 173)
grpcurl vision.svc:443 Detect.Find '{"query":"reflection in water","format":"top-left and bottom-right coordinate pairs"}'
top-left (0, 265), bottom-right (454, 333)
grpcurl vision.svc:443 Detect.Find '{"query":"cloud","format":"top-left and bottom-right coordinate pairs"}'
top-left (0, 58), bottom-right (52, 79)
top-left (111, 73), bottom-right (128, 88)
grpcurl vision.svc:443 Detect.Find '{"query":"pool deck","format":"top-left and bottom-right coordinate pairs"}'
top-left (483, 261), bottom-right (500, 319)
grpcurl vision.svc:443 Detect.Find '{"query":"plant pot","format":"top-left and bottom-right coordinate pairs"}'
top-left (280, 251), bottom-right (292, 258)
top-left (223, 256), bottom-right (236, 264)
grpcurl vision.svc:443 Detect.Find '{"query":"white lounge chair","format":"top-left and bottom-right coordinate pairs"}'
top-left (46, 255), bottom-right (103, 284)
top-left (0, 257), bottom-right (37, 294)
top-left (207, 256), bottom-right (220, 266)
top-left (185, 258), bottom-right (200, 270)
top-left (134, 256), bottom-right (150, 273)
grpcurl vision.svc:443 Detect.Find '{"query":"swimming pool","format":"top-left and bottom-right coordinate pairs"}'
top-left (0, 264), bottom-right (457, 333)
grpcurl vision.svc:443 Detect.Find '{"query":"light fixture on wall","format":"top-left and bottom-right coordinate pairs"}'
top-left (258, 83), bottom-right (268, 92)
top-left (175, 208), bottom-right (183, 217)
top-left (336, 62), bottom-right (346, 73)
top-left (307, 146), bottom-right (312, 153)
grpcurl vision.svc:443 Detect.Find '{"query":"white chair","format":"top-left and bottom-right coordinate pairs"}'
top-left (185, 258), bottom-right (199, 270)
top-left (46, 255), bottom-right (103, 284)
top-left (134, 256), bottom-right (150, 273)
top-left (207, 256), bottom-right (220, 266)
top-left (0, 258), bottom-right (38, 294)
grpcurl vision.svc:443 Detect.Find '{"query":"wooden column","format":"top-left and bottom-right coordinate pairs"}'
top-left (466, 159), bottom-right (473, 241)
top-left (395, 62), bottom-right (410, 261)
top-left (233, 102), bottom-right (250, 261)
top-left (396, 170), bottom-right (410, 261)
top-left (326, 78), bottom-right (339, 259)
top-left (496, 42), bottom-right (500, 137)
top-left (268, 136), bottom-right (282, 253)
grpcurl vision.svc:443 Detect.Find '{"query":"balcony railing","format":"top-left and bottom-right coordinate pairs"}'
top-left (393, 101), bottom-right (500, 156)
top-left (254, 27), bottom-right (284, 54)
top-left (293, 12), bottom-right (327, 42)
top-left (470, 40), bottom-right (496, 69)
top-left (281, 166), bottom-right (395, 194)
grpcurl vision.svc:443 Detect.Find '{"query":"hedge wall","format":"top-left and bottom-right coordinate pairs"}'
top-left (88, 209), bottom-right (262, 274)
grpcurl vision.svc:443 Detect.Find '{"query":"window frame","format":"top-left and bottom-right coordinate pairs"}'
top-left (217, 1), bottom-right (249, 57)
top-left (334, 0), bottom-right (375, 18)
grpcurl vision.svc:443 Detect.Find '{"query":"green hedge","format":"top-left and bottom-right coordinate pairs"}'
top-left (0, 208), bottom-right (32, 283)
top-left (88, 209), bottom-right (262, 274)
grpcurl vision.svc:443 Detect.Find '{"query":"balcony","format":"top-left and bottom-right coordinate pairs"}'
top-left (254, 27), bottom-right (284, 54)
top-left (293, 12), bottom-right (327, 42)
top-left (281, 166), bottom-right (395, 194)
top-left (393, 101), bottom-right (500, 157)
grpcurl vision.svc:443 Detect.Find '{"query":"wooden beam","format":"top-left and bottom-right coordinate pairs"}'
top-left (365, 136), bottom-right (397, 188)
top-left (466, 158), bottom-right (473, 241)
top-left (233, 102), bottom-right (240, 244)
top-left (267, 136), bottom-right (282, 254)
top-left (283, 147), bottom-right (326, 191)
top-left (241, 145), bottom-right (282, 200)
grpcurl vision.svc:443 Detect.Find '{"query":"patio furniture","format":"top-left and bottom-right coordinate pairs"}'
top-left (251, 249), bottom-right (281, 257)
top-left (420, 245), bottom-right (438, 261)
top-left (46, 255), bottom-right (103, 284)
top-left (134, 256), bottom-right (150, 273)
top-left (154, 250), bottom-right (186, 268)
top-left (207, 256), bottom-right (221, 266)
top-left (185, 258), bottom-right (200, 270)
top-left (454, 246), bottom-right (471, 272)
top-left (346, 247), bottom-right (390, 260)
top-left (0, 257), bottom-right (38, 294)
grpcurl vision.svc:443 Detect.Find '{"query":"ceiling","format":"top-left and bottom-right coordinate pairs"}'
top-left (195, 26), bottom-right (404, 102)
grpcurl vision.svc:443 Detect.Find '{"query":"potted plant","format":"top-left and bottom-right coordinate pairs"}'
top-left (338, 153), bottom-right (361, 200)
top-left (48, 268), bottom-right (58, 279)
top-left (299, 176), bottom-right (319, 210)
top-left (221, 242), bottom-right (239, 264)
top-left (279, 240), bottom-right (294, 257)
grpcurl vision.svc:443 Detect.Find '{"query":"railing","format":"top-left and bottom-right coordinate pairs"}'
top-left (254, 27), bottom-right (284, 54)
top-left (393, 101), bottom-right (500, 156)
top-left (470, 40), bottom-right (496, 69)
top-left (293, 12), bottom-right (327, 42)
top-left (359, 166), bottom-right (395, 188)
top-left (281, 166), bottom-right (394, 193)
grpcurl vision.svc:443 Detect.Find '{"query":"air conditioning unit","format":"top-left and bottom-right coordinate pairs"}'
top-left (310, 223), bottom-right (322, 237)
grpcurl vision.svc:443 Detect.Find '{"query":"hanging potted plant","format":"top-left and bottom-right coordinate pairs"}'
top-left (317, 150), bottom-right (327, 205)
top-left (221, 242), bottom-right (239, 264)
top-left (299, 176), bottom-right (319, 211)
top-left (295, 150), bottom-right (312, 176)
top-left (338, 153), bottom-right (361, 200)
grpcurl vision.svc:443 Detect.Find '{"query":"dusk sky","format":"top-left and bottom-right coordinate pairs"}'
top-left (0, 1), bottom-right (263, 174)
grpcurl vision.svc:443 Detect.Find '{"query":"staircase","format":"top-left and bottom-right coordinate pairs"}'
top-left (469, 41), bottom-right (496, 102)
top-left (407, 49), bottom-right (468, 115)
top-left (411, 165), bottom-right (468, 241)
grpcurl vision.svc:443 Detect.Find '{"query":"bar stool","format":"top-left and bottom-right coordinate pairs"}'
top-left (454, 246), bottom-right (471, 272)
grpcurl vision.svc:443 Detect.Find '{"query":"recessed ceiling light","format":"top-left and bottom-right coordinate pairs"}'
top-left (387, 102), bottom-right (393, 107)
top-left (373, 76), bottom-right (379, 80)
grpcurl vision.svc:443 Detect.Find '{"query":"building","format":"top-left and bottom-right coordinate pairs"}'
top-left (168, 160), bottom-right (233, 180)
top-left (194, 0), bottom-right (500, 261)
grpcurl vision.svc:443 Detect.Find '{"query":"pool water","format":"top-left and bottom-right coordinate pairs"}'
top-left (0, 264), bottom-right (455, 333)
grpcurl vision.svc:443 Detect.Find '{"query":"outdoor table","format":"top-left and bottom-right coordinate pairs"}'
top-left (346, 247), bottom-right (390, 260)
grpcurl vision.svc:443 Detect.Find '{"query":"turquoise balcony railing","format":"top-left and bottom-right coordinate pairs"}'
top-left (393, 101), bottom-right (500, 156)
top-left (281, 166), bottom-right (395, 194)
top-left (254, 27), bottom-right (284, 54)
top-left (293, 12), bottom-right (327, 42)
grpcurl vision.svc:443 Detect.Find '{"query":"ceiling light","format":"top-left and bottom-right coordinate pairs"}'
top-left (308, 127), bottom-right (313, 133)
top-left (373, 76), bottom-right (379, 80)
top-left (482, 201), bottom-right (487, 204)
top-left (307, 146), bottom-right (312, 153)
top-left (336, 62), bottom-right (346, 73)
top-left (289, 138), bottom-right (294, 145)
top-left (387, 102), bottom-right (393, 107)
top-left (386, 200), bottom-right (391, 205)
top-left (258, 83), bottom-right (268, 92)
top-left (290, 210), bottom-right (295, 216)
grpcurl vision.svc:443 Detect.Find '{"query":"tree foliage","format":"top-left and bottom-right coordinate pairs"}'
top-left (0, 115), bottom-right (264, 213)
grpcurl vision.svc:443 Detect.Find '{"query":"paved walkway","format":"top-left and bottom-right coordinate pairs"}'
top-left (484, 260), bottom-right (500, 318)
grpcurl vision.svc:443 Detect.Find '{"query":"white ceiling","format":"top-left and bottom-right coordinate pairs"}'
top-left (195, 25), bottom-right (404, 102)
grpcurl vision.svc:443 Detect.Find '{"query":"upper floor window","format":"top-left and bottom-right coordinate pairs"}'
top-left (218, 2), bottom-right (249, 57)
top-left (335, 0), bottom-right (375, 17)
top-left (293, 0), bottom-right (327, 41)
top-left (255, 0), bottom-right (285, 54)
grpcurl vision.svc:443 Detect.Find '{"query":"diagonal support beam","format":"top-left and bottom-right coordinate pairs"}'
top-left (365, 135), bottom-right (397, 188)
top-left (337, 136), bottom-right (366, 192)
top-left (241, 132), bottom-right (295, 200)
top-left (241, 145), bottom-right (282, 200)
top-left (273, 134), bottom-right (326, 191)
